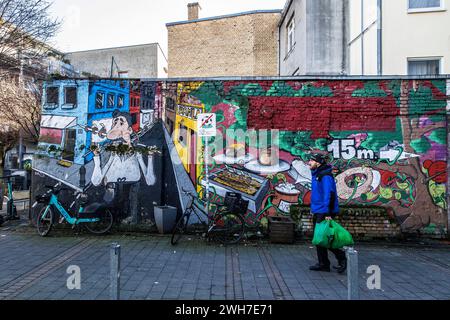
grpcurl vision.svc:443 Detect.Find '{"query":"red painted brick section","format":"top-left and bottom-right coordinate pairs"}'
top-left (247, 96), bottom-right (400, 138)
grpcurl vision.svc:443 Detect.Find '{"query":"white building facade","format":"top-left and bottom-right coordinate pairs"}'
top-left (349, 0), bottom-right (450, 75)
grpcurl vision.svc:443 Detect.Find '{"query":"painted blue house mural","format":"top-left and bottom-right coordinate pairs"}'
top-left (85, 80), bottom-right (130, 162)
top-left (39, 80), bottom-right (90, 166)
top-left (38, 80), bottom-right (130, 165)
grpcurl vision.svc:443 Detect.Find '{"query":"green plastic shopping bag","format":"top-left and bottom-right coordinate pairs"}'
top-left (330, 220), bottom-right (354, 249)
top-left (312, 220), bottom-right (335, 248)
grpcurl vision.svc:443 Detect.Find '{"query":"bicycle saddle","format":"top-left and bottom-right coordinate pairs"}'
top-left (44, 185), bottom-right (71, 195)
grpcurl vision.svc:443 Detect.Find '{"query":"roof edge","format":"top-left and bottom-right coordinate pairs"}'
top-left (65, 43), bottom-right (159, 55)
top-left (166, 9), bottom-right (282, 27)
top-left (40, 75), bottom-right (450, 82)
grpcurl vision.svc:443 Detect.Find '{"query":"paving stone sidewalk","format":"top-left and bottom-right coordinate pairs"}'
top-left (0, 226), bottom-right (449, 301)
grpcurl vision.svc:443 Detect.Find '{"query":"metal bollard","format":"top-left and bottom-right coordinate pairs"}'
top-left (110, 243), bottom-right (121, 300)
top-left (346, 247), bottom-right (359, 300)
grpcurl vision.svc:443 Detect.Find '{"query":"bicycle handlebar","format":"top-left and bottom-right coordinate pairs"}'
top-left (0, 175), bottom-right (19, 180)
top-left (44, 182), bottom-right (80, 195)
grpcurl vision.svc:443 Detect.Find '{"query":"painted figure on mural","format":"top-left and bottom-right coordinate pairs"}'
top-left (91, 110), bottom-right (156, 187)
top-left (90, 109), bottom-right (157, 223)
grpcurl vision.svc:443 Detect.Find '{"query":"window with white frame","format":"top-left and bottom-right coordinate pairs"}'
top-left (408, 0), bottom-right (442, 11)
top-left (287, 15), bottom-right (295, 53)
top-left (407, 58), bottom-right (441, 75)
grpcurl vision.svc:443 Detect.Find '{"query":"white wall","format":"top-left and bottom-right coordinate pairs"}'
top-left (348, 0), bottom-right (378, 75)
top-left (383, 0), bottom-right (450, 75)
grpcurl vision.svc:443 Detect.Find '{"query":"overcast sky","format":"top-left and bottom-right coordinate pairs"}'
top-left (48, 0), bottom-right (286, 56)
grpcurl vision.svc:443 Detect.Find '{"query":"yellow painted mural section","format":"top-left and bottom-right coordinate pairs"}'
top-left (173, 82), bottom-right (205, 182)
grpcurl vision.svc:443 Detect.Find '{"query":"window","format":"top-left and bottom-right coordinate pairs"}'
top-left (408, 58), bottom-right (441, 75)
top-left (63, 87), bottom-right (77, 108)
top-left (45, 87), bottom-right (59, 106)
top-left (131, 113), bottom-right (138, 126)
top-left (62, 129), bottom-right (76, 162)
top-left (95, 92), bottom-right (105, 109)
top-left (107, 93), bottom-right (115, 108)
top-left (287, 15), bottom-right (295, 53)
top-left (166, 97), bottom-right (175, 111)
top-left (118, 95), bottom-right (124, 107)
top-left (178, 123), bottom-right (188, 147)
top-left (408, 0), bottom-right (442, 11)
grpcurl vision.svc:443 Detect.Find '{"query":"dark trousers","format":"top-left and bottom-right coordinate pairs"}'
top-left (313, 214), bottom-right (346, 267)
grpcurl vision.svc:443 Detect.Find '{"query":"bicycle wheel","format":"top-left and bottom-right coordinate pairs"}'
top-left (213, 213), bottom-right (245, 245)
top-left (37, 205), bottom-right (53, 237)
top-left (84, 209), bottom-right (114, 234)
top-left (171, 214), bottom-right (189, 245)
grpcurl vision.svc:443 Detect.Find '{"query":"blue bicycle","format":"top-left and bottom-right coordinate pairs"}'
top-left (33, 182), bottom-right (114, 236)
top-left (0, 175), bottom-right (21, 224)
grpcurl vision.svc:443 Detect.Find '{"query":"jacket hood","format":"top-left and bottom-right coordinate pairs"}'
top-left (312, 164), bottom-right (333, 177)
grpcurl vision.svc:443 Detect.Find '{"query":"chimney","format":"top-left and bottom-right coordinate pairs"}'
top-left (188, 2), bottom-right (201, 20)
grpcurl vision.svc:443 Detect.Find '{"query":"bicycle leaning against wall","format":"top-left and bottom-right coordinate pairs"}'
top-left (32, 182), bottom-right (115, 236)
top-left (171, 189), bottom-right (246, 246)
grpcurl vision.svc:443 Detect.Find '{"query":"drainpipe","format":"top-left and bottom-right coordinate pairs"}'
top-left (377, 0), bottom-right (383, 75)
top-left (342, 0), bottom-right (349, 75)
top-left (278, 23), bottom-right (281, 76)
top-left (360, 0), bottom-right (364, 75)
top-left (110, 57), bottom-right (114, 78)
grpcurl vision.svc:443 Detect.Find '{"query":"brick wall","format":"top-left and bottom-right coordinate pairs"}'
top-left (167, 12), bottom-right (280, 77)
top-left (291, 206), bottom-right (402, 240)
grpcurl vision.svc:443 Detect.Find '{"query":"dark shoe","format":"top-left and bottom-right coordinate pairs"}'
top-left (309, 264), bottom-right (331, 272)
top-left (333, 260), bottom-right (347, 274)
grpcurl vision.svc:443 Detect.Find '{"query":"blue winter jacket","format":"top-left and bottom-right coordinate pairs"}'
top-left (310, 165), bottom-right (340, 215)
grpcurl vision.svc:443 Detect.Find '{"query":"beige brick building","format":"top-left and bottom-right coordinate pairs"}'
top-left (167, 5), bottom-right (281, 78)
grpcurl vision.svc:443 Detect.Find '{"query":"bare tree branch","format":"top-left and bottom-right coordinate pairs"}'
top-left (0, 0), bottom-right (61, 78)
top-left (0, 76), bottom-right (41, 146)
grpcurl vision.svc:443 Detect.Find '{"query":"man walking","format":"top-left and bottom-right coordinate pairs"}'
top-left (308, 153), bottom-right (347, 273)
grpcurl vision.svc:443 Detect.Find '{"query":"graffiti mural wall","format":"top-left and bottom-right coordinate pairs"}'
top-left (33, 79), bottom-right (167, 225)
top-left (32, 78), bottom-right (449, 237)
